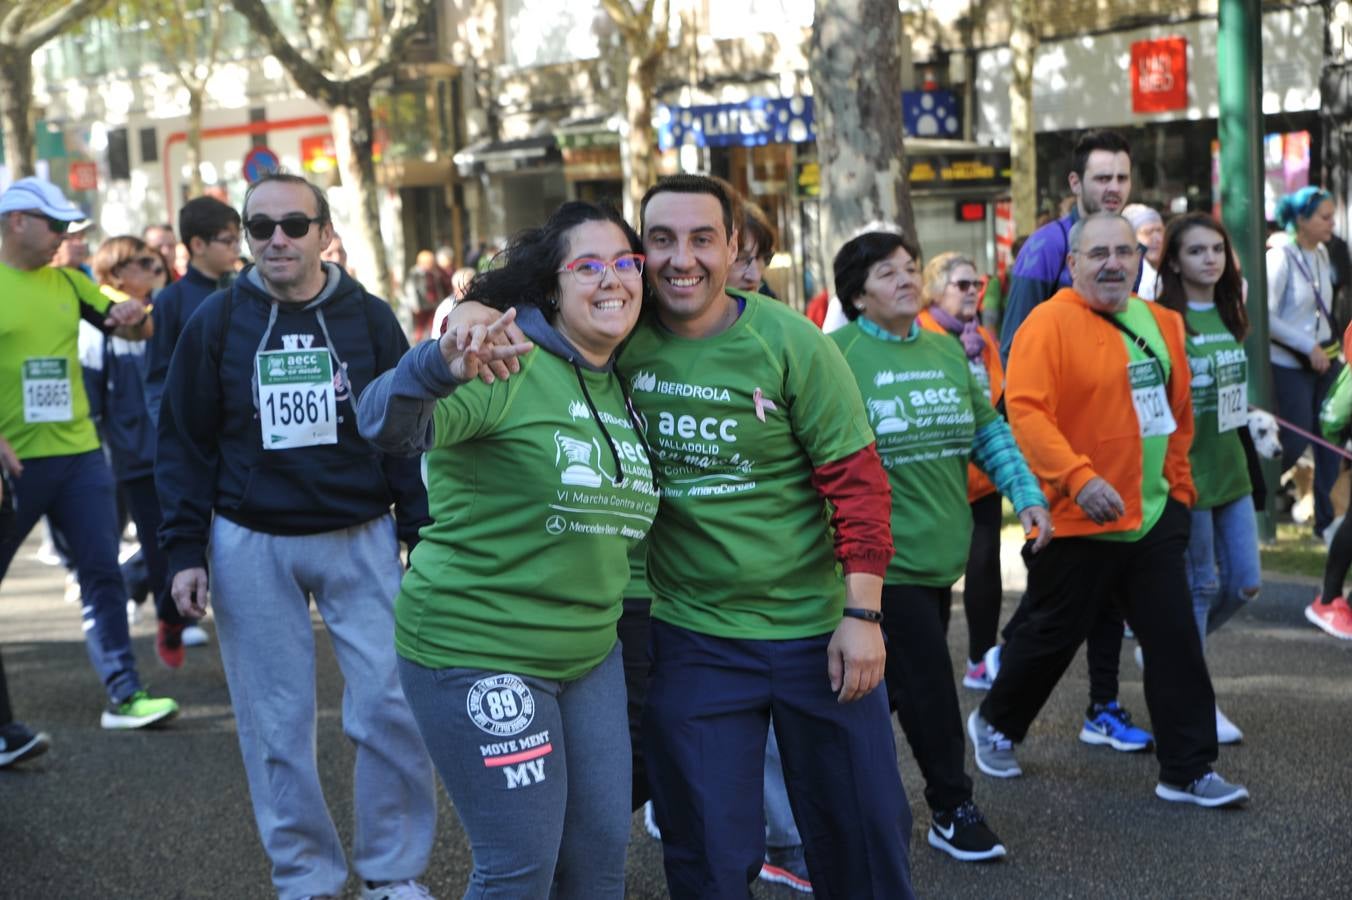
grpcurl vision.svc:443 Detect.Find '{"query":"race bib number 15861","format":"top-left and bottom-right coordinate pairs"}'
top-left (256, 349), bottom-right (337, 449)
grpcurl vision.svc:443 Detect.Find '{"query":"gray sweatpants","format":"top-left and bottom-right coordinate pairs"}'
top-left (399, 644), bottom-right (631, 900)
top-left (210, 514), bottom-right (436, 900)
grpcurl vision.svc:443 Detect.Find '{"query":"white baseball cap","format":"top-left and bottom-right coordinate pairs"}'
top-left (0, 177), bottom-right (87, 221)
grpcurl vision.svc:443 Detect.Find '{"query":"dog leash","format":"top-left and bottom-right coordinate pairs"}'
top-left (1252, 405), bottom-right (1352, 463)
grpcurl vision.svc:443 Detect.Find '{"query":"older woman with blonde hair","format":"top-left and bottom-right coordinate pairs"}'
top-left (915, 252), bottom-right (1008, 691)
top-left (88, 236), bottom-right (199, 668)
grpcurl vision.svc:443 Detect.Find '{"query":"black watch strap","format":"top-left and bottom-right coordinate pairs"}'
top-left (841, 606), bottom-right (884, 624)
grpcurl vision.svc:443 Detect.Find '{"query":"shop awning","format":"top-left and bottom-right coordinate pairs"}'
top-left (453, 135), bottom-right (560, 176)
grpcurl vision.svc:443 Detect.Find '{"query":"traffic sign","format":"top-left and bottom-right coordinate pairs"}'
top-left (243, 146), bottom-right (281, 184)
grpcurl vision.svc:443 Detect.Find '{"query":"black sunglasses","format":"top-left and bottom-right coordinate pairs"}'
top-left (245, 216), bottom-right (322, 241)
top-left (949, 279), bottom-right (980, 293)
top-left (18, 211), bottom-right (71, 235)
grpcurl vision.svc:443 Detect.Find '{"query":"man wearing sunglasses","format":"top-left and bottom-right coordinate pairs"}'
top-left (155, 172), bottom-right (436, 900)
top-left (0, 177), bottom-right (179, 732)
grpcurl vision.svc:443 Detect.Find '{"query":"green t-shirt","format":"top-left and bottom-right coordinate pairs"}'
top-left (831, 320), bottom-right (997, 586)
top-left (0, 264), bottom-right (111, 459)
top-left (396, 347), bottom-right (659, 680)
top-left (625, 541), bottom-right (652, 600)
top-left (620, 291), bottom-right (875, 639)
top-left (1095, 298), bottom-right (1172, 543)
top-left (1184, 304), bottom-right (1252, 509)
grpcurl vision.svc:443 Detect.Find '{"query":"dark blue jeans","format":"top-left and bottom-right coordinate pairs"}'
top-left (0, 451), bottom-right (141, 704)
top-left (120, 474), bottom-right (188, 627)
top-left (1273, 360), bottom-right (1343, 535)
top-left (643, 620), bottom-right (914, 900)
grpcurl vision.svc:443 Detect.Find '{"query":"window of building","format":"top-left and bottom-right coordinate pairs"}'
top-left (108, 128), bottom-right (131, 180)
top-left (139, 127), bottom-right (158, 163)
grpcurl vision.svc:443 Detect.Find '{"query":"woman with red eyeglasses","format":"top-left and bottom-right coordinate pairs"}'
top-left (359, 201), bottom-right (659, 898)
top-left (86, 237), bottom-right (195, 668)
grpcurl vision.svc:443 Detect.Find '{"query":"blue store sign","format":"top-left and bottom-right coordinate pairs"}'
top-left (657, 91), bottom-right (960, 149)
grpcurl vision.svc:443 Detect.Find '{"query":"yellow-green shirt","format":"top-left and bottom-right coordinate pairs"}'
top-left (0, 264), bottom-right (111, 459)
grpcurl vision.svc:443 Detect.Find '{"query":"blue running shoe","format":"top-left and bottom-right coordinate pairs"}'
top-left (1078, 701), bottom-right (1152, 752)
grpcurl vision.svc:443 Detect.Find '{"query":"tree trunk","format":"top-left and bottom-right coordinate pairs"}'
top-left (186, 85), bottom-right (205, 199)
top-left (810, 0), bottom-right (916, 269)
top-left (1009, 0), bottom-right (1038, 236)
top-left (330, 95), bottom-right (392, 299)
top-left (623, 52), bottom-right (659, 222)
top-left (0, 51), bottom-right (36, 178)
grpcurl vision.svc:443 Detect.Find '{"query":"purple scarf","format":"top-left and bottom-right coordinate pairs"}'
top-left (928, 306), bottom-right (984, 359)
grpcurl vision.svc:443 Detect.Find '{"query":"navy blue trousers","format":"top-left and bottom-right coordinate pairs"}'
top-left (642, 620), bottom-right (914, 900)
top-left (0, 451), bottom-right (142, 704)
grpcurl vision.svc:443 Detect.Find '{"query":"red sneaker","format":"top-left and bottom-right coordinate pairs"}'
top-left (156, 621), bottom-right (186, 669)
top-left (1305, 595), bottom-right (1352, 640)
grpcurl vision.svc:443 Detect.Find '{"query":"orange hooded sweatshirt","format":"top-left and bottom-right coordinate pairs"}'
top-left (1006, 288), bottom-right (1196, 537)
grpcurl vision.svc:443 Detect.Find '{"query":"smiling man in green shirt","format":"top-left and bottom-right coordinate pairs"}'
top-left (623, 175), bottom-right (914, 900)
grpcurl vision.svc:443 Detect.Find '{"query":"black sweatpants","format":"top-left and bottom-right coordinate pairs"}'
top-left (1002, 573), bottom-right (1126, 707)
top-left (963, 493), bottom-right (1003, 665)
top-left (981, 498), bottom-right (1218, 786)
top-left (617, 596), bottom-right (653, 812)
top-left (881, 583), bottom-right (973, 813)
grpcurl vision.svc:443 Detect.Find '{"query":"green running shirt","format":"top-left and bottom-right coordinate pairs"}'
top-left (1094, 298), bottom-right (1173, 543)
top-left (1184, 304), bottom-right (1252, 509)
top-left (396, 347), bottom-right (659, 680)
top-left (620, 291), bottom-right (875, 640)
top-left (831, 320), bottom-right (998, 586)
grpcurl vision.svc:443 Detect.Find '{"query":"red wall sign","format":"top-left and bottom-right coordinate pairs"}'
top-left (1130, 37), bottom-right (1188, 114)
top-left (68, 160), bottom-right (98, 192)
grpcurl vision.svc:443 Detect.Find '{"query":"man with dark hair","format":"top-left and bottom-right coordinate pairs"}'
top-left (627, 174), bottom-right (914, 899)
top-left (0, 177), bottom-right (178, 731)
top-left (1000, 129), bottom-right (1133, 359)
top-left (144, 196), bottom-right (242, 426)
top-left (141, 195), bottom-right (243, 658)
top-left (155, 172), bottom-right (436, 900)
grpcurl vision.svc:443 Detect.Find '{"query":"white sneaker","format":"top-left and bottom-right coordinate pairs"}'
top-left (643, 800), bottom-right (662, 840)
top-left (982, 644), bottom-right (1002, 681)
top-left (182, 624), bottom-right (210, 647)
top-left (359, 879), bottom-right (433, 900)
top-left (1134, 645), bottom-right (1144, 670)
top-left (1215, 706), bottom-right (1243, 744)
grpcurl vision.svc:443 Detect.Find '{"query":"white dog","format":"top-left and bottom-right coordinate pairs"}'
top-left (1247, 408), bottom-right (1282, 459)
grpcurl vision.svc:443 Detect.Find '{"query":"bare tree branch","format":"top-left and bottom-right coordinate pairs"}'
top-left (1, 0), bottom-right (109, 50)
top-left (232, 0), bottom-right (342, 102)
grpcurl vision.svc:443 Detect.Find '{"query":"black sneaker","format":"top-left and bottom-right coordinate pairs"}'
top-left (0, 720), bottom-right (51, 768)
top-left (927, 800), bottom-right (1007, 862)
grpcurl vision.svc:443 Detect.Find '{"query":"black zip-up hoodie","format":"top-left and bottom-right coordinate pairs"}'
top-left (156, 262), bottom-right (429, 576)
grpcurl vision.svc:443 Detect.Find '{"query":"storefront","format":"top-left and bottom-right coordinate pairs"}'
top-left (658, 93), bottom-right (1011, 310)
top-left (973, 5), bottom-right (1325, 222)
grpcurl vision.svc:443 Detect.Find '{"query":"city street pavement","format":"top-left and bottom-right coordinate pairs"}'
top-left (3, 529), bottom-right (1351, 900)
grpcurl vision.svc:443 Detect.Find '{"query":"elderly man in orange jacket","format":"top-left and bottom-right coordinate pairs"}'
top-left (967, 212), bottom-right (1250, 809)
